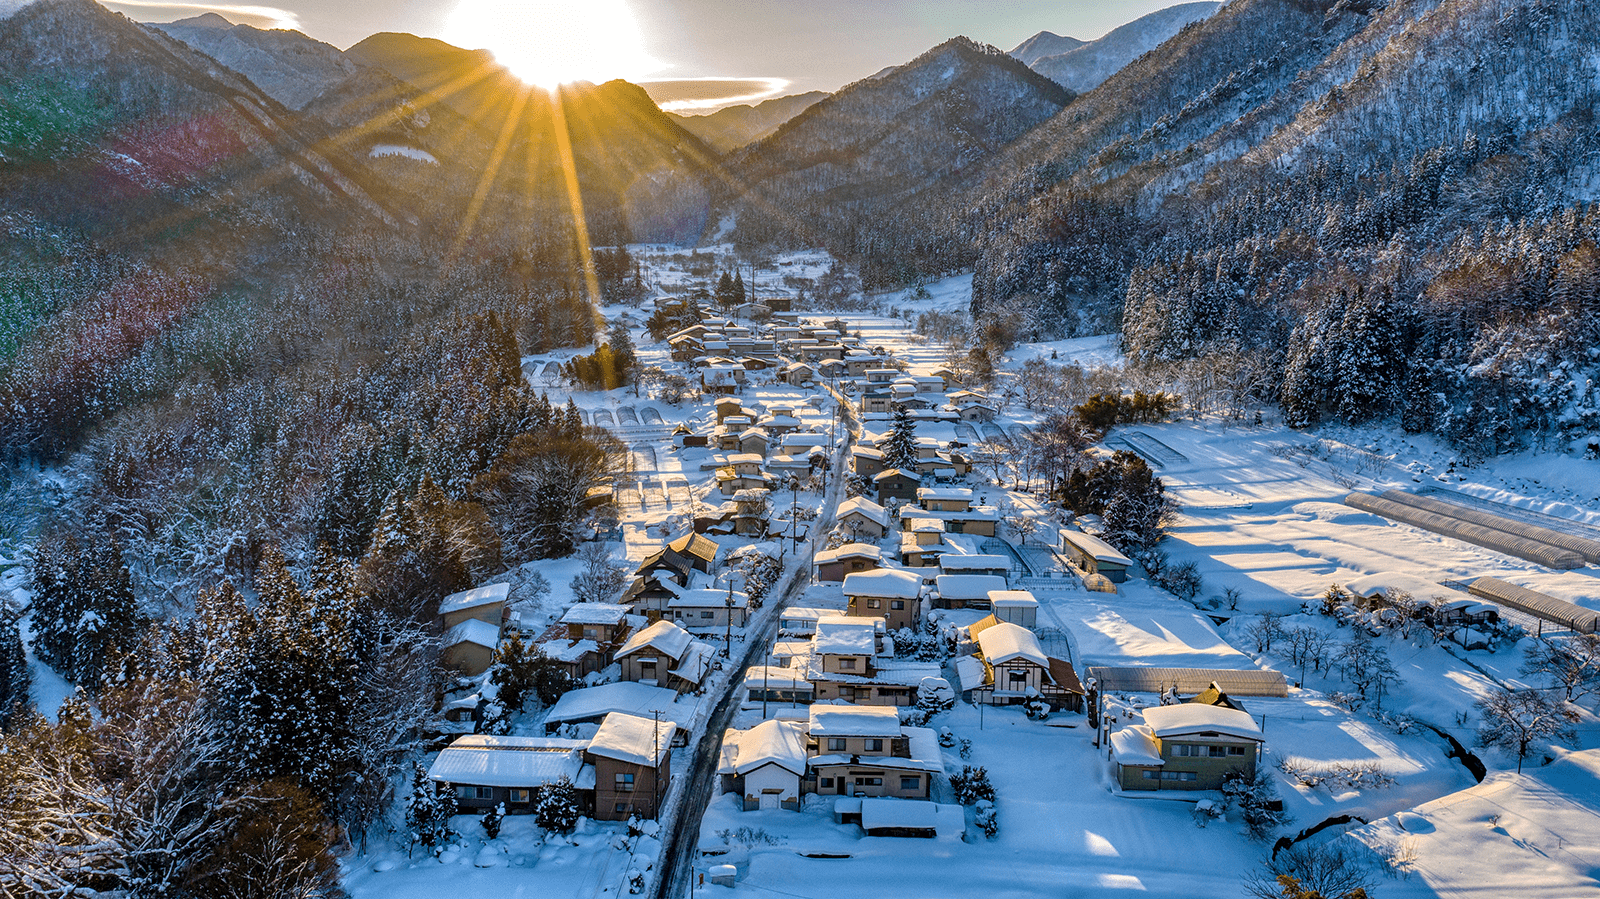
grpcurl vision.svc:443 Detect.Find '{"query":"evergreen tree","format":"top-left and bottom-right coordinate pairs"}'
top-left (405, 763), bottom-right (456, 852)
top-left (714, 272), bottom-right (737, 313)
top-left (29, 531), bottom-right (144, 689)
top-left (489, 631), bottom-right (539, 713)
top-left (0, 598), bottom-right (32, 728)
top-left (534, 776), bottom-right (581, 834)
top-left (881, 403), bottom-right (918, 471)
top-left (732, 271), bottom-right (747, 305)
top-left (608, 319), bottom-right (637, 387)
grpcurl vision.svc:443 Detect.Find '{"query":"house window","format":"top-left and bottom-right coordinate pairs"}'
top-left (615, 803), bottom-right (630, 814)
top-left (891, 600), bottom-right (904, 610)
top-left (900, 777), bottom-right (920, 791)
top-left (827, 738), bottom-right (848, 752)
top-left (1228, 746), bottom-right (1247, 756)
top-left (838, 658), bottom-right (856, 670)
top-left (640, 661), bottom-right (656, 672)
top-left (508, 789), bottom-right (530, 803)
top-left (819, 777), bottom-right (834, 788)
top-left (583, 627), bottom-right (599, 639)
top-left (616, 773), bottom-right (635, 792)
top-left (867, 599), bottom-right (881, 609)
top-left (1162, 771), bottom-right (1197, 781)
top-left (701, 610), bottom-right (715, 619)
top-left (864, 739), bottom-right (883, 752)
top-left (1008, 670), bottom-right (1028, 683)
top-left (1209, 746), bottom-right (1231, 758)
top-left (854, 777), bottom-right (882, 786)
top-left (455, 786), bottom-right (493, 800)
top-left (852, 562), bottom-right (865, 571)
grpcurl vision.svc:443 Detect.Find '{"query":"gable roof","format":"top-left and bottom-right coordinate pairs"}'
top-left (935, 574), bottom-right (1009, 600)
top-left (816, 543), bottom-right (883, 565)
top-left (616, 619), bottom-right (694, 662)
top-left (717, 719), bottom-right (808, 777)
top-left (667, 532), bottom-right (719, 564)
top-left (439, 582), bottom-right (510, 617)
top-left (976, 621), bottom-right (1048, 668)
top-left (809, 704), bottom-right (901, 738)
top-left (1058, 529), bottom-right (1133, 567)
top-left (874, 467), bottom-right (921, 483)
top-left (838, 496), bottom-right (889, 527)
top-left (843, 567), bottom-right (922, 599)
top-left (559, 602), bottom-right (632, 625)
top-left (544, 682), bottom-right (685, 725)
top-left (813, 618), bottom-right (880, 655)
top-left (444, 618), bottom-right (501, 651)
top-left (1141, 703), bottom-right (1264, 742)
top-left (1084, 667), bottom-right (1289, 697)
top-left (428, 735), bottom-right (587, 787)
top-left (588, 712), bottom-right (677, 767)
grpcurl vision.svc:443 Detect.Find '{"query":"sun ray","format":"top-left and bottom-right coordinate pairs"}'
top-left (548, 87), bottom-right (602, 312)
top-left (445, 81), bottom-right (533, 272)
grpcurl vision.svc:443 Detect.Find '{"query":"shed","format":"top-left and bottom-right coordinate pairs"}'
top-left (1468, 577), bottom-right (1599, 634)
top-left (439, 583), bottom-right (510, 630)
top-left (1057, 529), bottom-right (1133, 583)
top-left (990, 590), bottom-right (1038, 628)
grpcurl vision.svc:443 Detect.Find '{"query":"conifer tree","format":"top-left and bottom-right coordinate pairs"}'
top-left (29, 531), bottom-right (144, 689)
top-left (881, 403), bottom-right (918, 471)
top-left (0, 598), bottom-right (32, 728)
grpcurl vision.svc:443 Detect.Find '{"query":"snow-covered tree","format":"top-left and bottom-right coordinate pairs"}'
top-left (405, 763), bottom-right (456, 852)
top-left (569, 541), bottom-right (628, 604)
top-left (0, 598), bottom-right (31, 727)
top-left (29, 530), bottom-right (144, 689)
top-left (1475, 688), bottom-right (1579, 773)
top-left (1521, 635), bottom-right (1600, 702)
top-left (535, 775), bottom-right (582, 834)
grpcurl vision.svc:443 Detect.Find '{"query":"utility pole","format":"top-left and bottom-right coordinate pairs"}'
top-left (762, 649), bottom-right (770, 719)
top-left (724, 571), bottom-right (735, 657)
top-left (651, 709), bottom-right (662, 819)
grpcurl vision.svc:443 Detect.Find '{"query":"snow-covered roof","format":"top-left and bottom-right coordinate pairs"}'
top-left (666, 588), bottom-right (747, 609)
top-left (814, 619), bottom-right (880, 656)
top-left (669, 641), bottom-right (716, 685)
top-left (1110, 725), bottom-right (1164, 767)
top-left (439, 582), bottom-right (510, 616)
top-left (544, 682), bottom-right (684, 726)
top-left (937, 554), bottom-right (1008, 571)
top-left (953, 656), bottom-right (988, 691)
top-left (843, 568), bottom-right (922, 599)
top-left (990, 590), bottom-right (1038, 609)
top-left (907, 518), bottom-right (945, 533)
top-left (444, 618), bottom-right (501, 650)
top-left (616, 619), bottom-right (694, 661)
top-left (728, 452), bottom-right (764, 464)
top-left (559, 602), bottom-right (631, 625)
top-left (809, 704), bottom-right (901, 738)
top-left (1058, 529), bottom-right (1133, 566)
top-left (873, 468), bottom-right (921, 482)
top-left (428, 735), bottom-right (587, 787)
top-left (587, 712), bottom-right (677, 767)
top-left (781, 607), bottom-right (849, 625)
top-left (539, 638), bottom-right (601, 663)
top-left (917, 487), bottom-right (974, 502)
top-left (1344, 572), bottom-right (1456, 602)
top-left (1141, 704), bottom-right (1264, 742)
top-left (816, 543), bottom-right (882, 565)
top-left (742, 666), bottom-right (814, 691)
top-left (852, 446), bottom-right (885, 459)
top-left (838, 496), bottom-right (889, 527)
top-left (860, 797), bottom-right (938, 831)
top-left (935, 574), bottom-right (1009, 600)
top-left (977, 622), bottom-right (1049, 668)
top-left (717, 719), bottom-right (808, 776)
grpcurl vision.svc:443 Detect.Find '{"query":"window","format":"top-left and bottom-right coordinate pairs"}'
top-left (640, 660), bottom-right (656, 671)
top-left (583, 627), bottom-right (599, 639)
top-left (838, 658), bottom-right (856, 670)
top-left (868, 599), bottom-right (881, 609)
top-left (1228, 746), bottom-right (1247, 756)
top-left (900, 777), bottom-right (920, 791)
top-left (1008, 670), bottom-right (1028, 683)
top-left (864, 739), bottom-right (883, 752)
top-left (827, 738), bottom-right (848, 752)
top-left (615, 773), bottom-right (635, 792)
top-left (455, 785), bottom-right (493, 800)
top-left (891, 600), bottom-right (904, 610)
top-left (854, 777), bottom-right (883, 786)
top-left (819, 777), bottom-right (834, 788)
top-left (508, 789), bottom-right (530, 804)
top-left (615, 803), bottom-right (630, 814)
top-left (701, 610), bottom-right (715, 619)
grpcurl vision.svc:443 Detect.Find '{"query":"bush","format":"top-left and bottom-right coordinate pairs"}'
top-left (1221, 768), bottom-right (1288, 839)
top-left (950, 765), bottom-right (996, 805)
top-left (1155, 559), bottom-right (1202, 600)
top-left (535, 776), bottom-right (581, 835)
top-left (482, 803), bottom-right (504, 840)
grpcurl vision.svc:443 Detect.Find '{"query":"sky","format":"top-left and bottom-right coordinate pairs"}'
top-left (104, 0), bottom-right (1193, 111)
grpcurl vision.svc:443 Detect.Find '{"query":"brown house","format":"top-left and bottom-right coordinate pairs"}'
top-left (968, 620), bottom-right (1084, 712)
top-left (1113, 704), bottom-right (1264, 791)
top-left (843, 568), bottom-right (923, 633)
top-left (803, 706), bottom-right (940, 800)
top-left (837, 496), bottom-right (891, 540)
top-left (429, 734), bottom-right (589, 814)
top-left (585, 712), bottom-right (679, 820)
top-left (815, 543), bottom-right (884, 582)
top-left (613, 619), bottom-right (714, 693)
top-left (439, 583), bottom-right (510, 631)
top-left (873, 468), bottom-right (921, 503)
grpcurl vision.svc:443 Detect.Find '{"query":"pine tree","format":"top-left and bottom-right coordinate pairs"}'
top-left (732, 271), bottom-right (747, 305)
top-left (29, 531), bottom-right (144, 689)
top-left (535, 776), bottom-right (581, 834)
top-left (0, 598), bottom-right (32, 728)
top-left (608, 320), bottom-right (637, 388)
top-left (489, 631), bottom-right (539, 713)
top-left (881, 403), bottom-right (918, 471)
top-left (405, 763), bottom-right (456, 852)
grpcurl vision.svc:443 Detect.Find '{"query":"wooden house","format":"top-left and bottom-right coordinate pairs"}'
top-left (439, 583), bottom-right (510, 631)
top-left (843, 568), bottom-right (922, 633)
top-left (586, 712), bottom-right (678, 820)
top-left (613, 620), bottom-right (715, 692)
top-left (873, 468), bottom-right (921, 503)
top-left (815, 543), bottom-right (884, 582)
top-left (1112, 704), bottom-right (1264, 791)
top-left (717, 719), bottom-right (808, 811)
top-left (837, 496), bottom-right (890, 539)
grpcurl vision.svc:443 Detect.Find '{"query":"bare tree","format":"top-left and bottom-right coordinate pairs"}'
top-left (1476, 688), bottom-right (1579, 773)
top-left (1521, 635), bottom-right (1600, 702)
top-left (1242, 842), bottom-right (1377, 899)
top-left (569, 541), bottom-right (628, 604)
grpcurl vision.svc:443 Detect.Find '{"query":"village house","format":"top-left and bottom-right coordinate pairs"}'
top-left (917, 486), bottom-right (973, 512)
top-left (859, 389), bottom-right (894, 415)
top-left (990, 590), bottom-right (1039, 628)
top-left (586, 711), bottom-right (678, 820)
top-left (717, 718), bottom-right (808, 811)
top-left (439, 582), bottom-right (510, 631)
top-left (731, 488), bottom-right (770, 537)
top-left (815, 543), bottom-right (884, 582)
top-left (1112, 704), bottom-right (1264, 791)
top-left (781, 361), bottom-right (815, 387)
top-left (932, 574), bottom-right (1008, 610)
top-left (1058, 529), bottom-right (1133, 583)
top-left (960, 618), bottom-right (1085, 712)
top-left (737, 427), bottom-right (770, 457)
top-left (671, 423), bottom-right (709, 448)
top-left (537, 636), bottom-right (604, 678)
top-left (778, 606), bottom-right (847, 636)
top-left (613, 619), bottom-right (716, 693)
top-left (665, 587), bottom-right (751, 630)
top-left (851, 445), bottom-right (886, 477)
top-left (429, 734), bottom-right (589, 815)
top-left (558, 602), bottom-right (633, 646)
top-left (739, 666), bottom-right (816, 705)
top-left (441, 618), bottom-right (501, 676)
top-left (718, 453), bottom-right (771, 495)
top-left (899, 504), bottom-right (1000, 537)
top-left (803, 618), bottom-right (938, 706)
top-left (843, 568), bottom-right (923, 632)
top-left (874, 468), bottom-right (921, 503)
top-left (899, 517), bottom-right (949, 568)
top-left (937, 553), bottom-right (1010, 580)
top-left (864, 368), bottom-right (898, 385)
top-left (837, 496), bottom-right (891, 540)
top-left (803, 706), bottom-right (941, 799)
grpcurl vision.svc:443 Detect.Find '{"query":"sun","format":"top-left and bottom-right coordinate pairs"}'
top-left (443, 0), bottom-right (661, 89)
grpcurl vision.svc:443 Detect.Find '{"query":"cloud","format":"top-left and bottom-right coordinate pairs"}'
top-left (102, 1), bottom-right (300, 30)
top-left (638, 77), bottom-right (791, 113)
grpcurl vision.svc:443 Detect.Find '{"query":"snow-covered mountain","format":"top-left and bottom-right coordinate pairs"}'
top-left (1008, 30), bottom-right (1086, 69)
top-left (670, 91), bottom-right (829, 155)
top-left (1027, 2), bottom-right (1220, 93)
top-left (156, 13), bottom-right (362, 110)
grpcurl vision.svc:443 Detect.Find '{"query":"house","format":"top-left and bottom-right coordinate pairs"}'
top-left (965, 619), bottom-right (1084, 712)
top-left (990, 590), bottom-right (1039, 628)
top-left (937, 554), bottom-right (1010, 581)
top-left (739, 666), bottom-right (816, 705)
top-left (714, 397), bottom-right (749, 423)
top-left (778, 606), bottom-right (847, 636)
top-left (804, 705), bottom-right (941, 799)
top-left (956, 403), bottom-right (997, 423)
top-left (671, 423), bottom-right (709, 448)
top-left (1058, 529), bottom-right (1133, 583)
top-left (543, 682), bottom-right (686, 732)
top-left (815, 543), bottom-right (884, 582)
top-left (441, 618), bottom-right (501, 675)
top-left (864, 368), bottom-right (898, 385)
top-left (859, 390), bottom-right (894, 415)
top-left (843, 568), bottom-right (922, 632)
top-left (758, 413), bottom-right (803, 438)
top-left (663, 532), bottom-right (719, 573)
top-left (717, 719), bottom-right (809, 811)
top-left (429, 734), bottom-right (589, 814)
top-left (614, 620), bottom-right (716, 692)
top-left (916, 487), bottom-right (973, 513)
top-left (899, 517), bottom-right (949, 568)
top-left (851, 445), bottom-right (886, 477)
top-left (818, 358), bottom-right (848, 380)
top-left (832, 497), bottom-right (885, 541)
top-left (718, 453), bottom-right (770, 495)
top-left (537, 637), bottom-right (604, 678)
top-left (933, 574), bottom-right (1008, 610)
top-left (665, 588), bottom-right (750, 630)
top-left (622, 565), bottom-right (691, 619)
top-left (781, 361), bottom-right (815, 387)
top-left (874, 468), bottom-right (921, 503)
top-left (899, 504), bottom-right (1000, 538)
top-left (1112, 704), bottom-right (1264, 791)
top-left (439, 582), bottom-right (510, 631)
top-left (586, 711), bottom-right (678, 820)
top-left (804, 617), bottom-right (936, 706)
top-left (737, 428), bottom-right (770, 457)
top-left (558, 602), bottom-right (633, 647)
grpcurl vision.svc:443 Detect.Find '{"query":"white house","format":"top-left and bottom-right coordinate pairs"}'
top-left (717, 718), bottom-right (809, 811)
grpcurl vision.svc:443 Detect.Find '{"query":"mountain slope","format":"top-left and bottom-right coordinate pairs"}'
top-left (156, 13), bottom-right (362, 110)
top-left (723, 36), bottom-right (1073, 252)
top-left (1029, 1), bottom-right (1220, 93)
top-left (1009, 30), bottom-right (1086, 68)
top-left (670, 91), bottom-right (828, 155)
